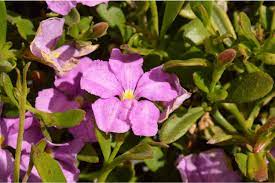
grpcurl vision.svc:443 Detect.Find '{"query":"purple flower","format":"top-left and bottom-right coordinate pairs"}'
top-left (80, 48), bottom-right (189, 136)
top-left (46, 0), bottom-right (108, 15)
top-left (0, 149), bottom-right (14, 182)
top-left (159, 75), bottom-right (191, 122)
top-left (35, 57), bottom-right (96, 143)
top-left (1, 113), bottom-right (85, 182)
top-left (1, 112), bottom-right (43, 153)
top-left (30, 18), bottom-right (98, 75)
top-left (177, 148), bottom-right (241, 182)
top-left (20, 139), bottom-right (84, 182)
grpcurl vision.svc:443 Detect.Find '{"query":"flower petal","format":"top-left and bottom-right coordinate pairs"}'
top-left (177, 149), bottom-right (241, 182)
top-left (30, 18), bottom-right (64, 58)
top-left (54, 57), bottom-right (93, 96)
top-left (109, 48), bottom-right (144, 91)
top-left (69, 108), bottom-right (97, 143)
top-left (46, 1), bottom-right (77, 15)
top-left (159, 75), bottom-right (191, 122)
top-left (92, 97), bottom-right (130, 133)
top-left (0, 149), bottom-right (14, 182)
top-left (35, 88), bottom-right (79, 113)
top-left (77, 0), bottom-right (108, 7)
top-left (135, 66), bottom-right (178, 102)
top-left (81, 60), bottom-right (123, 98)
top-left (129, 100), bottom-right (159, 136)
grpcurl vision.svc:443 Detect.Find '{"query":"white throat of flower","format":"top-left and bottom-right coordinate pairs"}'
top-left (121, 89), bottom-right (135, 101)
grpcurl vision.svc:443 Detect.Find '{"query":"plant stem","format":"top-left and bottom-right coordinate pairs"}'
top-left (14, 92), bottom-right (26, 182)
top-left (149, 0), bottom-right (159, 38)
top-left (212, 109), bottom-right (238, 133)
top-left (108, 141), bottom-right (123, 163)
top-left (221, 103), bottom-right (251, 136)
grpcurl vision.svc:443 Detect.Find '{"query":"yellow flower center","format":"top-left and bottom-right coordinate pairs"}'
top-left (0, 135), bottom-right (5, 147)
top-left (52, 52), bottom-right (61, 58)
top-left (121, 89), bottom-right (135, 100)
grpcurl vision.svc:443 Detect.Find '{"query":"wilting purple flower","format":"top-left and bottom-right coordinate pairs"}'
top-left (30, 18), bottom-right (98, 75)
top-left (35, 57), bottom-right (96, 143)
top-left (46, 0), bottom-right (108, 15)
top-left (177, 148), bottom-right (241, 182)
top-left (80, 48), bottom-right (189, 136)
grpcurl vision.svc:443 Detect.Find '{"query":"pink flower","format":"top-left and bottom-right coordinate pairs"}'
top-left (81, 48), bottom-right (190, 136)
top-left (30, 18), bottom-right (97, 75)
top-left (46, 0), bottom-right (108, 15)
top-left (177, 149), bottom-right (241, 182)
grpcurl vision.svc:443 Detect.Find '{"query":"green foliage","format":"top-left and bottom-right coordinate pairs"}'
top-left (227, 72), bottom-right (274, 103)
top-left (31, 140), bottom-right (66, 182)
top-left (160, 107), bottom-right (204, 144)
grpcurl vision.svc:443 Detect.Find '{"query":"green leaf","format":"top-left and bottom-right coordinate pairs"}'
top-left (77, 144), bottom-right (99, 163)
top-left (210, 3), bottom-right (236, 44)
top-left (193, 72), bottom-right (209, 93)
top-left (0, 1), bottom-right (7, 46)
top-left (97, 4), bottom-right (131, 41)
top-left (227, 71), bottom-right (274, 103)
top-left (190, 1), bottom-right (213, 27)
top-left (237, 12), bottom-right (260, 48)
top-left (164, 58), bottom-right (210, 70)
top-left (182, 19), bottom-right (210, 45)
top-left (160, 1), bottom-right (185, 38)
top-left (160, 107), bottom-right (204, 144)
top-left (65, 8), bottom-right (80, 26)
top-left (8, 15), bottom-right (35, 40)
top-left (207, 85), bottom-right (228, 102)
top-left (95, 125), bottom-right (111, 162)
top-left (31, 142), bottom-right (66, 182)
top-left (0, 60), bottom-right (16, 73)
top-left (0, 73), bottom-right (18, 106)
top-left (267, 153), bottom-right (275, 182)
top-left (247, 152), bottom-right (268, 182)
top-left (235, 153), bottom-right (248, 176)
top-left (36, 109), bottom-right (85, 128)
top-left (257, 52), bottom-right (275, 65)
top-left (144, 146), bottom-right (164, 172)
top-left (117, 142), bottom-right (153, 161)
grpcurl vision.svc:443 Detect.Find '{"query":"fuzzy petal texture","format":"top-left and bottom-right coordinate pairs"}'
top-left (135, 66), bottom-right (178, 102)
top-left (0, 149), bottom-right (14, 182)
top-left (69, 108), bottom-right (97, 143)
top-left (159, 75), bottom-right (191, 122)
top-left (30, 18), bottom-right (64, 58)
top-left (35, 88), bottom-right (79, 113)
top-left (81, 60), bottom-right (123, 98)
top-left (177, 148), bottom-right (241, 182)
top-left (55, 57), bottom-right (93, 96)
top-left (129, 100), bottom-right (159, 136)
top-left (92, 97), bottom-right (130, 133)
top-left (46, 1), bottom-right (77, 15)
top-left (109, 48), bottom-right (144, 91)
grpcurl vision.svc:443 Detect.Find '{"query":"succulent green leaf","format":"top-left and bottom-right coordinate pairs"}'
top-left (227, 72), bottom-right (274, 103)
